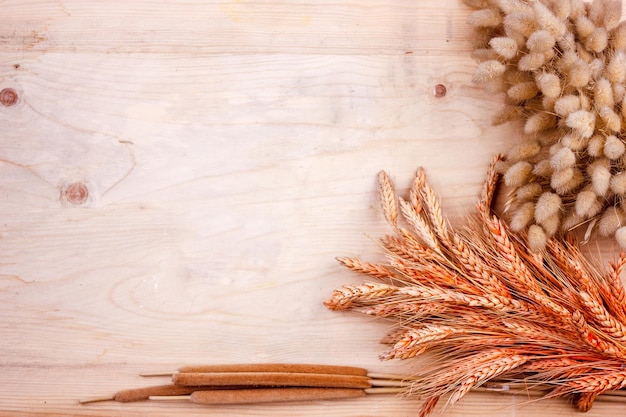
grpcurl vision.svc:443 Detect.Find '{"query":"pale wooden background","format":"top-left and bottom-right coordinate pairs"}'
top-left (0, 1), bottom-right (622, 416)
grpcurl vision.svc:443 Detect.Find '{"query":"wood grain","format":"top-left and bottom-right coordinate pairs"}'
top-left (0, 1), bottom-right (623, 416)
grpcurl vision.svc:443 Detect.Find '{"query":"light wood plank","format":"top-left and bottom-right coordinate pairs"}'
top-left (0, 1), bottom-right (623, 416)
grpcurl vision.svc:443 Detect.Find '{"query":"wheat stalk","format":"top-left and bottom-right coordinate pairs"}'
top-left (326, 155), bottom-right (626, 415)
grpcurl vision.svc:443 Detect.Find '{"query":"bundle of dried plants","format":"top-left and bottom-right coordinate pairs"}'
top-left (325, 156), bottom-right (626, 416)
top-left (463, 0), bottom-right (626, 250)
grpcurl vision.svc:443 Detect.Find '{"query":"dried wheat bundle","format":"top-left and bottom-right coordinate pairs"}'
top-left (463, 0), bottom-right (626, 250)
top-left (325, 156), bottom-right (626, 416)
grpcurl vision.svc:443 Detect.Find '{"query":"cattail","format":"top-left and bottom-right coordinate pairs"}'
top-left (599, 107), bottom-right (622, 133)
top-left (566, 110), bottom-right (595, 138)
top-left (604, 135), bottom-right (625, 160)
top-left (535, 72), bottom-right (560, 98)
top-left (467, 9), bottom-right (503, 27)
top-left (489, 37), bottom-right (518, 59)
top-left (510, 201), bottom-right (535, 231)
top-left (473, 60), bottom-right (507, 83)
top-left (576, 190), bottom-right (601, 218)
top-left (507, 140), bottom-right (541, 162)
top-left (611, 172), bottom-right (626, 195)
top-left (554, 95), bottom-right (581, 116)
top-left (524, 112), bottom-right (556, 134)
top-left (492, 106), bottom-right (524, 125)
top-left (594, 78), bottom-right (614, 109)
top-left (568, 59), bottom-right (591, 88)
top-left (590, 159), bottom-right (611, 196)
top-left (532, 2), bottom-right (566, 39)
top-left (587, 135), bottom-right (605, 157)
top-left (504, 11), bottom-right (539, 37)
top-left (550, 147), bottom-right (576, 170)
top-left (599, 206), bottom-right (624, 236)
top-left (535, 192), bottom-right (562, 224)
top-left (585, 27), bottom-right (608, 53)
top-left (574, 15), bottom-right (596, 39)
top-left (527, 224), bottom-right (548, 251)
top-left (607, 51), bottom-right (626, 84)
top-left (518, 52), bottom-right (546, 71)
top-left (516, 182), bottom-right (542, 201)
top-left (504, 161), bottom-right (533, 186)
top-left (526, 30), bottom-right (555, 53)
top-left (507, 81), bottom-right (539, 102)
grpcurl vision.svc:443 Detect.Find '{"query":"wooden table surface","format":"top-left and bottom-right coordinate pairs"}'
top-left (0, 1), bottom-right (622, 416)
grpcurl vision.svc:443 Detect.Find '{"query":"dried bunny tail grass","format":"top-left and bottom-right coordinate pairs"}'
top-left (532, 2), bottom-right (567, 38)
top-left (602, 0), bottom-right (623, 31)
top-left (523, 112), bottom-right (556, 134)
top-left (473, 60), bottom-right (507, 83)
top-left (535, 72), bottom-right (560, 98)
top-left (593, 78), bottom-right (614, 108)
top-left (585, 27), bottom-right (608, 53)
top-left (507, 81), bottom-right (539, 101)
top-left (467, 8), bottom-right (503, 28)
top-left (603, 135), bottom-right (625, 159)
top-left (489, 36), bottom-right (518, 59)
top-left (509, 201), bottom-right (535, 231)
top-left (492, 106), bottom-right (524, 125)
top-left (504, 11), bottom-right (538, 37)
top-left (504, 161), bottom-right (533, 187)
top-left (534, 192), bottom-right (561, 224)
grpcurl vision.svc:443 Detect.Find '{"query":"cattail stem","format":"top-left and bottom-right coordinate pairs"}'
top-left (172, 372), bottom-right (372, 389)
top-left (178, 363), bottom-right (368, 376)
top-left (142, 363), bottom-right (368, 378)
top-left (190, 388), bottom-right (367, 405)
